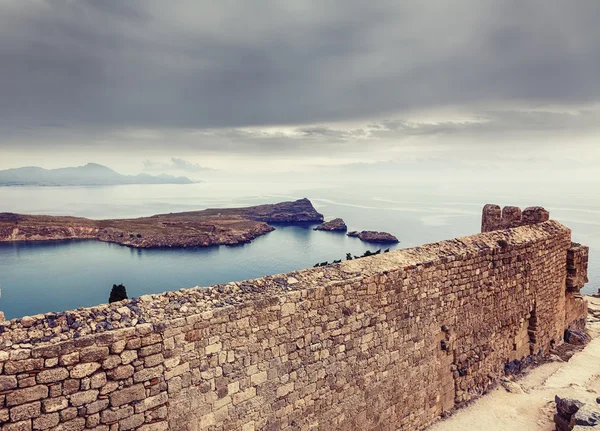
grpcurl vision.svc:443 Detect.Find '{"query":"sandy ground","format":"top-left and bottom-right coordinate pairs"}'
top-left (427, 296), bottom-right (600, 431)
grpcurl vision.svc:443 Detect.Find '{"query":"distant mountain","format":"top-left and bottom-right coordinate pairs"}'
top-left (0, 163), bottom-right (194, 186)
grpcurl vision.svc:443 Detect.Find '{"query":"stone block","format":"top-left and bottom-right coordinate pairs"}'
top-left (133, 365), bottom-right (163, 383)
top-left (10, 401), bottom-right (41, 421)
top-left (80, 346), bottom-right (110, 363)
top-left (134, 391), bottom-right (168, 413)
top-left (0, 375), bottom-right (18, 391)
top-left (42, 396), bottom-right (68, 413)
top-left (100, 405), bottom-right (134, 423)
top-left (33, 412), bottom-right (60, 430)
top-left (120, 350), bottom-right (138, 365)
top-left (138, 422), bottom-right (169, 431)
top-left (86, 398), bottom-right (109, 415)
top-left (70, 362), bottom-right (101, 379)
top-left (107, 364), bottom-right (134, 380)
top-left (36, 367), bottom-right (69, 384)
top-left (55, 417), bottom-right (86, 431)
top-left (118, 413), bottom-right (145, 430)
top-left (7, 385), bottom-right (49, 407)
top-left (69, 389), bottom-right (98, 407)
top-left (4, 358), bottom-right (44, 374)
top-left (109, 384), bottom-right (146, 407)
top-left (3, 420), bottom-right (32, 431)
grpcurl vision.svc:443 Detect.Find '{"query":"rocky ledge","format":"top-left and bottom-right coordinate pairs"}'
top-left (347, 230), bottom-right (399, 243)
top-left (0, 198), bottom-right (323, 249)
top-left (313, 218), bottom-right (347, 232)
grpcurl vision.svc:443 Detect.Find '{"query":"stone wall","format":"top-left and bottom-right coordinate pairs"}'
top-left (0, 207), bottom-right (589, 431)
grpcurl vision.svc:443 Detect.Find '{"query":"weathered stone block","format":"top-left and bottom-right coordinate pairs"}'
top-left (101, 355), bottom-right (121, 370)
top-left (118, 413), bottom-right (145, 430)
top-left (138, 422), bottom-right (169, 431)
top-left (4, 358), bottom-right (44, 374)
top-left (55, 417), bottom-right (85, 431)
top-left (59, 352), bottom-right (79, 367)
top-left (90, 372), bottom-right (107, 389)
top-left (3, 420), bottom-right (32, 431)
top-left (119, 350), bottom-right (137, 365)
top-left (80, 346), bottom-right (110, 363)
top-left (0, 375), bottom-right (18, 391)
top-left (109, 384), bottom-right (146, 407)
top-left (70, 362), bottom-right (101, 379)
top-left (36, 367), bottom-right (69, 384)
top-left (10, 401), bottom-right (41, 421)
top-left (134, 391), bottom-right (168, 414)
top-left (107, 364), bottom-right (134, 380)
top-left (100, 405), bottom-right (134, 423)
top-left (42, 396), bottom-right (68, 413)
top-left (62, 379), bottom-right (80, 395)
top-left (133, 365), bottom-right (163, 383)
top-left (69, 389), bottom-right (98, 407)
top-left (7, 385), bottom-right (49, 407)
top-left (205, 342), bottom-right (222, 355)
top-left (33, 412), bottom-right (60, 430)
top-left (144, 353), bottom-right (165, 368)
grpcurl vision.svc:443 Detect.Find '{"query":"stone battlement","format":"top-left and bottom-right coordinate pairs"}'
top-left (0, 206), bottom-right (590, 431)
top-left (481, 203), bottom-right (550, 232)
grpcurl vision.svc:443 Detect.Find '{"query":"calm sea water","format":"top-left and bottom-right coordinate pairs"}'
top-left (0, 181), bottom-right (598, 319)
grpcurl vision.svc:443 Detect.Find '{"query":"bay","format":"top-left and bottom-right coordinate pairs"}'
top-left (0, 181), bottom-right (598, 319)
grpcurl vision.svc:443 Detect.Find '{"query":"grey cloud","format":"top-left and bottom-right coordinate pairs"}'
top-left (143, 157), bottom-right (214, 173)
top-left (1, 0), bottom-right (600, 136)
top-left (2, 105), bottom-right (600, 161)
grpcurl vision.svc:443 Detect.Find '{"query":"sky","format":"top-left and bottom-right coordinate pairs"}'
top-left (0, 0), bottom-right (599, 181)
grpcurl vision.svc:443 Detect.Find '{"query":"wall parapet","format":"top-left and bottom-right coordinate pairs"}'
top-left (0, 217), bottom-right (589, 431)
top-left (481, 203), bottom-right (550, 232)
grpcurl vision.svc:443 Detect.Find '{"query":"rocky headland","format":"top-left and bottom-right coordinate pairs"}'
top-left (313, 218), bottom-right (347, 232)
top-left (347, 230), bottom-right (399, 243)
top-left (0, 198), bottom-right (324, 248)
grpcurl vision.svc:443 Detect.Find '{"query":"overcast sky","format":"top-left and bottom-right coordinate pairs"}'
top-left (1, 0), bottom-right (599, 178)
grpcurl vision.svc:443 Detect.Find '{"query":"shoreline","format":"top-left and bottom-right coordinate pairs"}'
top-left (0, 198), bottom-right (324, 249)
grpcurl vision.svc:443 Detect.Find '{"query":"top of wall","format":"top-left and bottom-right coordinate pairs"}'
top-left (481, 204), bottom-right (550, 232)
top-left (0, 218), bottom-right (572, 352)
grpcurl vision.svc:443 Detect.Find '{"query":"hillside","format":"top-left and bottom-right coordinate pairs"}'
top-left (0, 163), bottom-right (194, 186)
top-left (0, 198), bottom-right (324, 248)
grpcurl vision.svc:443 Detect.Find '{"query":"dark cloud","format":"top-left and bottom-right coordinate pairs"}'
top-left (1, 0), bottom-right (599, 136)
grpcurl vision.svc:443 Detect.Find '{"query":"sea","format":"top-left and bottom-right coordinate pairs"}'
top-left (0, 181), bottom-right (598, 320)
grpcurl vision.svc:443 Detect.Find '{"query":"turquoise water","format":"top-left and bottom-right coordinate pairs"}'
top-left (0, 181), bottom-right (598, 319)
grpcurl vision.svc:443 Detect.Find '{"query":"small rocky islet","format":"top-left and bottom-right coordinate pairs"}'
top-left (312, 218), bottom-right (399, 244)
top-left (313, 218), bottom-right (347, 232)
top-left (347, 230), bottom-right (399, 243)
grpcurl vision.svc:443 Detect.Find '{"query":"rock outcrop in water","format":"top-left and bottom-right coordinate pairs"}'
top-left (0, 198), bottom-right (323, 248)
top-left (313, 218), bottom-right (347, 232)
top-left (347, 230), bottom-right (399, 243)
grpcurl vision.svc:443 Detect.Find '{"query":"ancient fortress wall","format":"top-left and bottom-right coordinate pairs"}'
top-left (0, 206), bottom-right (589, 431)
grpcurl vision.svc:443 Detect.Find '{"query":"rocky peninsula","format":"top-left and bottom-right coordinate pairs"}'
top-left (313, 218), bottom-right (347, 232)
top-left (0, 198), bottom-right (324, 248)
top-left (347, 230), bottom-right (399, 243)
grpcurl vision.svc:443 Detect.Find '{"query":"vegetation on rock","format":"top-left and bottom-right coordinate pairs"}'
top-left (109, 284), bottom-right (128, 303)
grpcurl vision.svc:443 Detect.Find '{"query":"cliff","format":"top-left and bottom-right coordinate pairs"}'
top-left (0, 198), bottom-right (323, 248)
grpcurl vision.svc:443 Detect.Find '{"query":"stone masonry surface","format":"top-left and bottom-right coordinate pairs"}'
top-left (0, 205), bottom-right (589, 430)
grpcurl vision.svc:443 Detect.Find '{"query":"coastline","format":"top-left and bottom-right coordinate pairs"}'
top-left (0, 198), bottom-right (323, 249)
